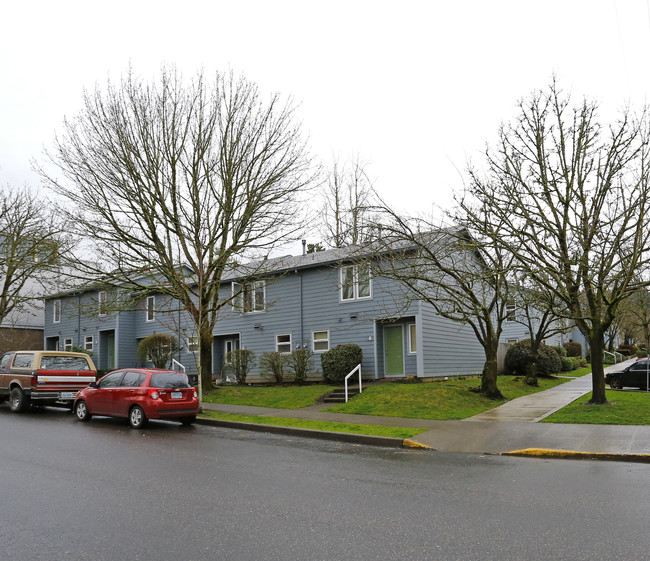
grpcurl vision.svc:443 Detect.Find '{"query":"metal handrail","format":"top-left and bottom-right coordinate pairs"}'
top-left (172, 359), bottom-right (186, 372)
top-left (344, 364), bottom-right (362, 403)
top-left (604, 351), bottom-right (624, 364)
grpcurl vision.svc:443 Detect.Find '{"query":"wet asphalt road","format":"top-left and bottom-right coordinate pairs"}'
top-left (1, 405), bottom-right (649, 561)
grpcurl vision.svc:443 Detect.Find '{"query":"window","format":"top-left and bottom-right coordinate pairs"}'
top-left (84, 336), bottom-right (94, 352)
top-left (146, 296), bottom-right (155, 322)
top-left (121, 371), bottom-right (146, 387)
top-left (53, 300), bottom-right (61, 324)
top-left (232, 281), bottom-right (265, 313)
top-left (98, 291), bottom-right (108, 316)
top-left (505, 302), bottom-right (516, 322)
top-left (41, 355), bottom-right (91, 370)
top-left (408, 324), bottom-right (417, 354)
top-left (312, 330), bottom-right (329, 352)
top-left (187, 337), bottom-right (199, 352)
top-left (63, 338), bottom-right (73, 351)
top-left (98, 371), bottom-right (124, 388)
top-left (276, 334), bottom-right (292, 354)
top-left (12, 353), bottom-right (34, 368)
top-left (340, 264), bottom-right (372, 301)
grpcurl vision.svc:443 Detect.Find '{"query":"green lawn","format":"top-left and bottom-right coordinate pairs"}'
top-left (543, 389), bottom-right (650, 425)
top-left (200, 410), bottom-right (425, 439)
top-left (203, 375), bottom-right (570, 420)
top-left (202, 384), bottom-right (337, 409)
top-left (323, 376), bottom-right (569, 420)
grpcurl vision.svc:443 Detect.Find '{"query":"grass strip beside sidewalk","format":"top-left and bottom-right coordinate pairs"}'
top-left (543, 389), bottom-right (650, 425)
top-left (200, 410), bottom-right (426, 439)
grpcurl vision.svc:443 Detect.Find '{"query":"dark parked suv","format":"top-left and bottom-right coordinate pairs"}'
top-left (605, 359), bottom-right (650, 390)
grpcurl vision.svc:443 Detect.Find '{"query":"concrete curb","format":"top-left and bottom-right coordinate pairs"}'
top-left (195, 417), bottom-right (406, 448)
top-left (503, 448), bottom-right (650, 463)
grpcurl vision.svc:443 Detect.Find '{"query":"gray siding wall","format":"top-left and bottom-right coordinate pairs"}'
top-left (43, 260), bottom-right (488, 380)
top-left (419, 301), bottom-right (485, 376)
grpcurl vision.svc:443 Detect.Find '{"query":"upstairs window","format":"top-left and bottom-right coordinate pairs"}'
top-left (98, 291), bottom-right (108, 316)
top-left (146, 296), bottom-right (155, 322)
top-left (505, 302), bottom-right (516, 322)
top-left (232, 281), bottom-right (265, 313)
top-left (53, 300), bottom-right (61, 324)
top-left (340, 264), bottom-right (372, 302)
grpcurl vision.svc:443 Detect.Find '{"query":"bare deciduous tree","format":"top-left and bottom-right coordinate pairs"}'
top-left (0, 185), bottom-right (69, 327)
top-left (37, 67), bottom-right (314, 392)
top-left (373, 204), bottom-right (515, 399)
top-left (466, 81), bottom-right (650, 404)
top-left (320, 156), bottom-right (377, 248)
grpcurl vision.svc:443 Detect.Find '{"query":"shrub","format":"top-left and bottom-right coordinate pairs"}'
top-left (504, 339), bottom-right (562, 376)
top-left (617, 344), bottom-right (638, 356)
top-left (223, 349), bottom-right (256, 384)
top-left (320, 344), bottom-right (363, 384)
top-left (137, 333), bottom-right (180, 368)
top-left (637, 350), bottom-right (649, 358)
top-left (259, 352), bottom-right (287, 383)
top-left (563, 342), bottom-right (582, 358)
top-left (552, 345), bottom-right (567, 357)
top-left (560, 356), bottom-right (573, 372)
top-left (286, 349), bottom-right (314, 384)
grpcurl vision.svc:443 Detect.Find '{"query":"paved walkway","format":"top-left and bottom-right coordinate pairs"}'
top-left (201, 359), bottom-right (650, 460)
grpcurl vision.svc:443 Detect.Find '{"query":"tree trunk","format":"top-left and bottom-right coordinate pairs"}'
top-left (480, 345), bottom-right (504, 399)
top-left (199, 324), bottom-right (213, 392)
top-left (523, 358), bottom-right (539, 387)
top-left (587, 334), bottom-right (608, 404)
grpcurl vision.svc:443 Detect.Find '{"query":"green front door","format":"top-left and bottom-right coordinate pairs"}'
top-left (384, 326), bottom-right (404, 376)
top-left (107, 332), bottom-right (115, 369)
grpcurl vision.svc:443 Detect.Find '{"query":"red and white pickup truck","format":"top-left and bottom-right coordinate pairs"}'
top-left (0, 350), bottom-right (97, 412)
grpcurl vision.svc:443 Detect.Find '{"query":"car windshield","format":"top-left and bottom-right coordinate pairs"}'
top-left (150, 371), bottom-right (191, 389)
top-left (40, 356), bottom-right (91, 370)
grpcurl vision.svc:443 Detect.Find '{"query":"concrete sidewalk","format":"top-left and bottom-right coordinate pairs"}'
top-left (200, 359), bottom-right (650, 461)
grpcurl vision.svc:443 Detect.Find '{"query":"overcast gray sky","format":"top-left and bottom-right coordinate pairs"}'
top-left (2, 0), bottom-right (649, 222)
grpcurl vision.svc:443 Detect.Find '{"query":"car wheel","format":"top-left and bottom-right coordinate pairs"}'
top-left (180, 416), bottom-right (196, 426)
top-left (75, 400), bottom-right (92, 422)
top-left (9, 388), bottom-right (29, 413)
top-left (129, 405), bottom-right (148, 429)
top-left (609, 376), bottom-right (623, 390)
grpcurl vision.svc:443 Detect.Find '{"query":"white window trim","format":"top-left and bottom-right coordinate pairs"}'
top-left (146, 296), bottom-right (155, 322)
top-left (98, 291), bottom-right (107, 317)
top-left (312, 330), bottom-right (330, 353)
top-left (505, 302), bottom-right (516, 322)
top-left (408, 324), bottom-right (416, 354)
top-left (63, 338), bottom-right (73, 351)
top-left (276, 333), bottom-right (292, 354)
top-left (84, 336), bottom-right (94, 352)
top-left (53, 300), bottom-right (61, 324)
top-left (232, 281), bottom-right (266, 313)
top-left (339, 264), bottom-right (372, 302)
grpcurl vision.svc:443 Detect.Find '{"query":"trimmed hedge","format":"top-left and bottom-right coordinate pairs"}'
top-left (504, 339), bottom-right (562, 376)
top-left (320, 344), bottom-right (362, 384)
top-left (563, 341), bottom-right (582, 358)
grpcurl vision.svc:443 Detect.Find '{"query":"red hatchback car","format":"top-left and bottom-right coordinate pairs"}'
top-left (73, 368), bottom-right (199, 428)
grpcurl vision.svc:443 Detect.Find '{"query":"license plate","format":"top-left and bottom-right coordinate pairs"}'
top-left (60, 392), bottom-right (77, 399)
top-left (171, 392), bottom-right (183, 399)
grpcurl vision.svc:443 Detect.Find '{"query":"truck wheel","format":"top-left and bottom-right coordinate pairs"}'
top-left (9, 388), bottom-right (29, 413)
top-left (129, 405), bottom-right (148, 429)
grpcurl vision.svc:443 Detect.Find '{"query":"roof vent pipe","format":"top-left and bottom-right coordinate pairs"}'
top-left (302, 239), bottom-right (306, 255)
